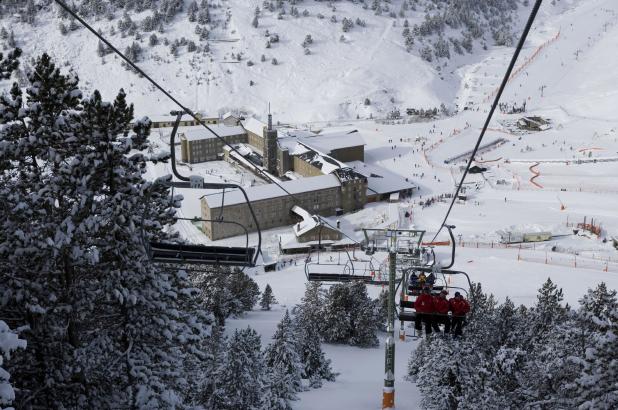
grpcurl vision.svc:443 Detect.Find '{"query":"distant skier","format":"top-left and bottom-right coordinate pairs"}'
top-left (449, 292), bottom-right (471, 337)
top-left (414, 287), bottom-right (435, 336)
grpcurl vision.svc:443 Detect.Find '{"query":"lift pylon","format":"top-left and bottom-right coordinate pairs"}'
top-left (361, 228), bottom-right (429, 410)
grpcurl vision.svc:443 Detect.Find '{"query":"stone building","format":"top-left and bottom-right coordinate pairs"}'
top-left (147, 112), bottom-right (219, 129)
top-left (291, 206), bottom-right (342, 243)
top-left (201, 174), bottom-right (341, 240)
top-left (242, 117), bottom-right (267, 151)
top-left (222, 112), bottom-right (241, 126)
top-left (179, 125), bottom-right (246, 163)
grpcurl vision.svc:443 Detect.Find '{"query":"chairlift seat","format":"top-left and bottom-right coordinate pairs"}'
top-left (398, 311), bottom-right (416, 322)
top-left (307, 273), bottom-right (374, 283)
top-left (400, 300), bottom-right (415, 309)
top-left (150, 242), bottom-right (256, 267)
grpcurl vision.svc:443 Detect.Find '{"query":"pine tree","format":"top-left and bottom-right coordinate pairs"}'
top-left (0, 54), bottom-right (211, 408)
top-left (321, 283), bottom-right (353, 344)
top-left (230, 271), bottom-right (260, 313)
top-left (198, 324), bottom-right (228, 406)
top-left (265, 310), bottom-right (303, 398)
top-left (294, 282), bottom-right (336, 387)
top-left (261, 284), bottom-right (278, 310)
top-left (348, 281), bottom-right (380, 347)
top-left (0, 48), bottom-right (20, 80)
top-left (573, 283), bottom-right (618, 409)
top-left (209, 327), bottom-right (266, 410)
top-left (0, 321), bottom-right (26, 408)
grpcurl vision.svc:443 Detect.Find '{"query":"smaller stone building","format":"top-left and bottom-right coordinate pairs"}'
top-left (222, 112), bottom-right (242, 126)
top-left (242, 117), bottom-right (267, 152)
top-left (179, 125), bottom-right (247, 163)
top-left (291, 206), bottom-right (342, 243)
top-left (201, 174), bottom-right (341, 240)
top-left (148, 113), bottom-right (219, 129)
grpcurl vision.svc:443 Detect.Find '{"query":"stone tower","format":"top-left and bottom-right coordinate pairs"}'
top-left (263, 106), bottom-right (278, 175)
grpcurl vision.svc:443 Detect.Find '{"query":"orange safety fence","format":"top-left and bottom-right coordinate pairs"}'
top-left (484, 30), bottom-right (561, 103)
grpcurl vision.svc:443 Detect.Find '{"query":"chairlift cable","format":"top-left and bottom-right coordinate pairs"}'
top-left (54, 0), bottom-right (360, 244)
top-left (53, 0), bottom-right (360, 246)
top-left (430, 0), bottom-right (544, 243)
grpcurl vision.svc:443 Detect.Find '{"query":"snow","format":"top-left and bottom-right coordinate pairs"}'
top-left (300, 131), bottom-right (365, 154)
top-left (348, 161), bottom-right (417, 196)
top-left (290, 206), bottom-right (321, 237)
top-left (242, 117), bottom-right (267, 136)
top-left (203, 174), bottom-right (340, 208)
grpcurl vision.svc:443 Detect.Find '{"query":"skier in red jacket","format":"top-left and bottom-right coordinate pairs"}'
top-left (431, 290), bottom-right (451, 334)
top-left (449, 292), bottom-right (470, 337)
top-left (414, 287), bottom-right (435, 336)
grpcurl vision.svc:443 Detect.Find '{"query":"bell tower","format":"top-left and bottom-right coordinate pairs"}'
top-left (263, 104), bottom-right (278, 174)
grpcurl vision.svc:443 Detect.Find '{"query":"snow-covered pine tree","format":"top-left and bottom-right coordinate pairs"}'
top-left (261, 283), bottom-right (278, 310)
top-left (321, 283), bottom-right (353, 344)
top-left (265, 310), bottom-right (304, 398)
top-left (230, 271), bottom-right (260, 312)
top-left (348, 281), bottom-right (380, 347)
top-left (209, 327), bottom-right (266, 410)
top-left (197, 324), bottom-right (227, 406)
top-left (572, 283), bottom-right (618, 409)
top-left (0, 48), bottom-right (20, 80)
top-left (192, 265), bottom-right (241, 326)
top-left (294, 282), bottom-right (336, 387)
top-left (0, 321), bottom-right (26, 409)
top-left (0, 53), bottom-right (211, 408)
top-left (376, 288), bottom-right (390, 331)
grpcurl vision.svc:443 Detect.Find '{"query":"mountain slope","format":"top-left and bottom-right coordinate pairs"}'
top-left (0, 0), bottom-right (547, 122)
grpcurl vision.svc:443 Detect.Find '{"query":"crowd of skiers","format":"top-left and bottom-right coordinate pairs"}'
top-left (412, 287), bottom-right (470, 337)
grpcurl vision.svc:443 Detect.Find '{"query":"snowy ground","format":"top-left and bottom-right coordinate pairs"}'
top-left (230, 243), bottom-right (618, 410)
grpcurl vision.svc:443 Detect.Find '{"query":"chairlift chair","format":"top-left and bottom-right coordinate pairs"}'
top-left (145, 111), bottom-right (261, 268)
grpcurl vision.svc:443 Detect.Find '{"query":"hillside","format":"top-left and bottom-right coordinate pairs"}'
top-left (0, 0), bottom-right (546, 122)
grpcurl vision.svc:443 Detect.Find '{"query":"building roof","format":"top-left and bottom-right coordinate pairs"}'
top-left (332, 167), bottom-right (366, 182)
top-left (203, 174), bottom-right (340, 208)
top-left (241, 117), bottom-right (267, 136)
top-left (297, 149), bottom-right (344, 174)
top-left (149, 113), bottom-right (195, 124)
top-left (291, 206), bottom-right (320, 236)
top-left (179, 125), bottom-right (246, 141)
top-left (348, 161), bottom-right (417, 196)
top-left (300, 130), bottom-right (365, 153)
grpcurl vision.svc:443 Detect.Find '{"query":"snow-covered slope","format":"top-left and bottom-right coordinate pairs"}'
top-left (1, 0), bottom-right (557, 122)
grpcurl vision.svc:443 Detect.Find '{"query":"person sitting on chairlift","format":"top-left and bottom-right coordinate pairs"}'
top-left (409, 272), bottom-right (419, 287)
top-left (449, 292), bottom-right (470, 337)
top-left (414, 287), bottom-right (435, 336)
top-left (431, 290), bottom-right (451, 334)
top-left (418, 272), bottom-right (427, 287)
top-left (426, 272), bottom-right (436, 288)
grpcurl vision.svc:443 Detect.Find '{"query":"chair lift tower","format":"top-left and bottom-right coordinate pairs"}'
top-left (361, 228), bottom-right (427, 410)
